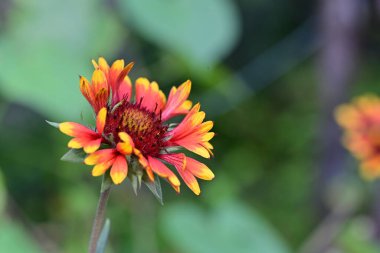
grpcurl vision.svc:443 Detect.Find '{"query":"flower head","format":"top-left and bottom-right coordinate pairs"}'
top-left (335, 94), bottom-right (380, 179)
top-left (57, 57), bottom-right (214, 195)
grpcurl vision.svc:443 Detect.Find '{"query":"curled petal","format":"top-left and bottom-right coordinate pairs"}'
top-left (96, 107), bottom-right (107, 133)
top-left (162, 80), bottom-right (192, 121)
top-left (119, 132), bottom-right (134, 146)
top-left (117, 132), bottom-right (134, 155)
top-left (116, 62), bottom-right (134, 85)
top-left (79, 76), bottom-right (94, 107)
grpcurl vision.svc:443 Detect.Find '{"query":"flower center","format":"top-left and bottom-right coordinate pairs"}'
top-left (104, 100), bottom-right (167, 157)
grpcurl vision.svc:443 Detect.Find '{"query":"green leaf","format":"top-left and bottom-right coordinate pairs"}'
top-left (337, 218), bottom-right (380, 253)
top-left (118, 0), bottom-right (240, 69)
top-left (45, 120), bottom-right (60, 129)
top-left (160, 201), bottom-right (291, 253)
top-left (61, 149), bottom-right (86, 163)
top-left (96, 219), bottom-right (111, 253)
top-left (0, 0), bottom-right (124, 119)
top-left (143, 175), bottom-right (163, 205)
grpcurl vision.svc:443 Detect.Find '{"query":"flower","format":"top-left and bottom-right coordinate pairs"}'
top-left (58, 57), bottom-right (215, 195)
top-left (335, 94), bottom-right (380, 179)
top-left (59, 107), bottom-right (107, 153)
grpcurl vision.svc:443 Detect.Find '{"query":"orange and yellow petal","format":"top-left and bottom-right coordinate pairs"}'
top-left (84, 149), bottom-right (116, 165)
top-left (82, 138), bottom-right (102, 154)
top-left (166, 104), bottom-right (214, 158)
top-left (67, 138), bottom-right (82, 149)
top-left (116, 62), bottom-right (134, 85)
top-left (92, 69), bottom-right (108, 92)
top-left (117, 75), bottom-right (132, 102)
top-left (110, 60), bottom-right (125, 75)
top-left (67, 136), bottom-right (101, 153)
top-left (133, 148), bottom-right (149, 168)
top-left (176, 100), bottom-right (192, 114)
top-left (159, 153), bottom-right (203, 194)
top-left (162, 80), bottom-right (192, 121)
top-left (93, 88), bottom-right (109, 113)
top-left (119, 132), bottom-right (134, 146)
top-left (135, 78), bottom-right (166, 113)
top-left (92, 57), bottom-right (110, 75)
top-left (92, 158), bottom-right (115, 177)
top-left (148, 156), bottom-right (180, 187)
top-left (116, 142), bottom-right (133, 155)
top-left (186, 157), bottom-right (214, 180)
top-left (110, 155), bottom-right (128, 184)
top-left (117, 132), bottom-right (134, 155)
top-left (109, 60), bottom-right (125, 89)
top-left (96, 107), bottom-right (107, 133)
top-left (59, 122), bottom-right (96, 137)
top-left (184, 143), bottom-right (212, 158)
top-left (178, 169), bottom-right (201, 195)
top-left (133, 149), bottom-right (153, 180)
top-left (79, 76), bottom-right (94, 106)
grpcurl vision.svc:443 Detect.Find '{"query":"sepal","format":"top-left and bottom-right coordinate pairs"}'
top-left (45, 120), bottom-right (60, 128)
top-left (143, 174), bottom-right (163, 205)
top-left (61, 149), bottom-right (86, 163)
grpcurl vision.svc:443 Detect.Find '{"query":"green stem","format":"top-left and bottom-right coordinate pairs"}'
top-left (88, 174), bottom-right (112, 253)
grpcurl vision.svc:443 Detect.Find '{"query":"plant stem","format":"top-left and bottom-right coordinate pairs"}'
top-left (88, 174), bottom-right (112, 253)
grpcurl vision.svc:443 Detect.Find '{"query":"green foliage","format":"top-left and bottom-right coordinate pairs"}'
top-left (118, 0), bottom-right (240, 69)
top-left (0, 170), bottom-right (5, 214)
top-left (0, 220), bottom-right (41, 253)
top-left (338, 218), bottom-right (380, 253)
top-left (0, 0), bottom-right (123, 119)
top-left (160, 201), bottom-right (291, 253)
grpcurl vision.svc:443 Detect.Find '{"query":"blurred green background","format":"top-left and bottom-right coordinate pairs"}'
top-left (1, 0), bottom-right (380, 252)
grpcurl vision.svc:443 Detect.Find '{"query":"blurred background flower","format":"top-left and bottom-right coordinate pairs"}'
top-left (0, 0), bottom-right (380, 252)
top-left (336, 94), bottom-right (380, 179)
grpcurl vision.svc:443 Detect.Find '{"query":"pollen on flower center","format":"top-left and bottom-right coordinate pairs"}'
top-left (104, 100), bottom-right (168, 157)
